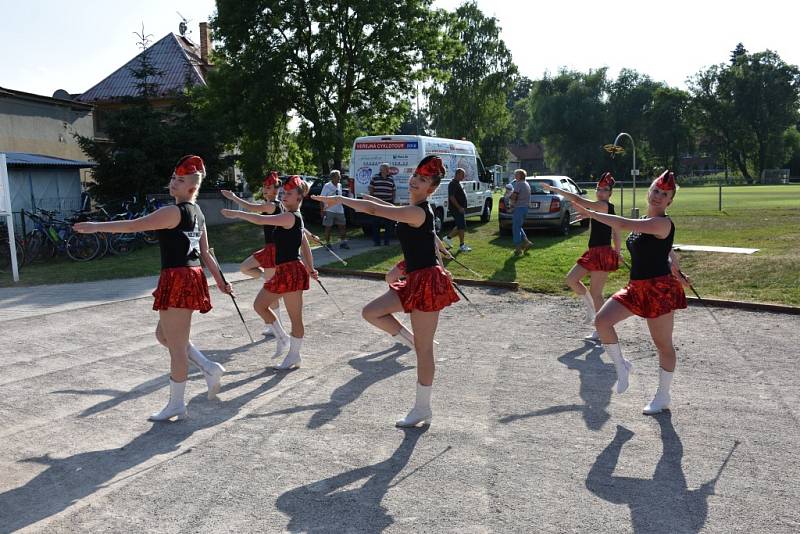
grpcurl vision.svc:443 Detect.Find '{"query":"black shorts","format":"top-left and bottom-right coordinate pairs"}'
top-left (450, 211), bottom-right (466, 230)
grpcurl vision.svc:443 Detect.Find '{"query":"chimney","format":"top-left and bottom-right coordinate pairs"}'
top-left (199, 22), bottom-right (211, 65)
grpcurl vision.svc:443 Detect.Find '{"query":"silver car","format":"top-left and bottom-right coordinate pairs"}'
top-left (498, 176), bottom-right (589, 236)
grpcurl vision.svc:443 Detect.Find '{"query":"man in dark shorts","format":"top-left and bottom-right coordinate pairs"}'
top-left (442, 168), bottom-right (471, 252)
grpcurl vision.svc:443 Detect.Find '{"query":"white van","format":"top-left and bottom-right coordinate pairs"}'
top-left (349, 135), bottom-right (494, 232)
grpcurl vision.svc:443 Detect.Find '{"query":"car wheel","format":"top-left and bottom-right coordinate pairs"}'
top-left (434, 208), bottom-right (444, 234)
top-left (558, 214), bottom-right (570, 236)
top-left (480, 200), bottom-right (492, 223)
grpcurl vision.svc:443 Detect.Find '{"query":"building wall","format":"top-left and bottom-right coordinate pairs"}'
top-left (0, 96), bottom-right (95, 182)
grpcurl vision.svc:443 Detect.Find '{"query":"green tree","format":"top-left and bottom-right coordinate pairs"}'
top-left (213, 0), bottom-right (448, 173)
top-left (427, 1), bottom-right (518, 165)
top-left (76, 31), bottom-right (226, 202)
top-left (690, 47), bottom-right (800, 181)
top-left (644, 86), bottom-right (693, 170)
top-left (528, 69), bottom-right (609, 178)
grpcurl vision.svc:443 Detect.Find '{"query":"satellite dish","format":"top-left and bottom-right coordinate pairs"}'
top-left (52, 89), bottom-right (72, 100)
top-left (177, 11), bottom-right (191, 36)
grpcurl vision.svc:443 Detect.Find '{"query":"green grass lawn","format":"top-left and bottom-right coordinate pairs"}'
top-left (0, 220), bottom-right (361, 288)
top-left (4, 185), bottom-right (798, 307)
top-left (330, 184), bottom-right (800, 306)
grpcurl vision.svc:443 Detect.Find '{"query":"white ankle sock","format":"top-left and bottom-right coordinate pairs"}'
top-left (148, 378), bottom-right (187, 421)
top-left (271, 316), bottom-right (288, 340)
top-left (414, 382), bottom-right (432, 411)
top-left (288, 335), bottom-right (303, 357)
top-left (396, 383), bottom-right (433, 427)
top-left (603, 343), bottom-right (632, 394)
top-left (187, 343), bottom-right (212, 372)
top-left (657, 368), bottom-right (673, 395)
top-left (581, 292), bottom-right (596, 323)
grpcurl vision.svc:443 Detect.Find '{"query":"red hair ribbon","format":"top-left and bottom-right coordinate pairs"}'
top-left (283, 175), bottom-right (303, 192)
top-left (654, 170), bottom-right (676, 191)
top-left (263, 171), bottom-right (279, 188)
top-left (174, 155), bottom-right (205, 176)
top-left (598, 172), bottom-right (615, 189)
top-left (415, 157), bottom-right (445, 178)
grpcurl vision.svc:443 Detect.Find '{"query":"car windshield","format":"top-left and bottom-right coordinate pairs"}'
top-left (529, 179), bottom-right (556, 194)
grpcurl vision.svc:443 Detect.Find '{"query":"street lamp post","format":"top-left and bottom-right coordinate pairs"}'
top-left (612, 132), bottom-right (639, 218)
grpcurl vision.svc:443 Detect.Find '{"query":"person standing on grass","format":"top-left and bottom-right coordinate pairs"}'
top-left (510, 169), bottom-right (533, 256)
top-left (221, 176), bottom-right (317, 371)
top-left (368, 163), bottom-right (396, 246)
top-left (313, 155), bottom-right (459, 428)
top-left (543, 172), bottom-right (621, 342)
top-left (221, 171), bottom-right (285, 337)
top-left (573, 170), bottom-right (690, 415)
top-left (74, 155), bottom-right (232, 421)
top-left (442, 168), bottom-right (471, 252)
top-left (320, 170), bottom-right (349, 249)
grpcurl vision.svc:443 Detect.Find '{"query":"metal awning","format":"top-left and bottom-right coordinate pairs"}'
top-left (2, 152), bottom-right (96, 168)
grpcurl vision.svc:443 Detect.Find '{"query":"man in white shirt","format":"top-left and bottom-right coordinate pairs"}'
top-left (320, 170), bottom-right (349, 248)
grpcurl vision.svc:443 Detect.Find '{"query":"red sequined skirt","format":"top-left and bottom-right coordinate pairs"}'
top-left (152, 266), bottom-right (212, 313)
top-left (264, 260), bottom-right (309, 294)
top-left (389, 261), bottom-right (460, 313)
top-left (253, 243), bottom-right (277, 269)
top-left (612, 274), bottom-right (687, 318)
top-left (577, 245), bottom-right (619, 272)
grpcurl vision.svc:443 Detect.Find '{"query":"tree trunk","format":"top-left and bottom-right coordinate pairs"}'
top-left (733, 151), bottom-right (750, 181)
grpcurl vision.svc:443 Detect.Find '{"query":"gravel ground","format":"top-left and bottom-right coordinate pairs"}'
top-left (1, 276), bottom-right (798, 533)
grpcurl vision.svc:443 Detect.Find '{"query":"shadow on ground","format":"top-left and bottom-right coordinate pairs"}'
top-left (246, 344), bottom-right (412, 428)
top-left (585, 412), bottom-right (735, 533)
top-left (0, 359), bottom-right (289, 533)
top-left (500, 343), bottom-right (614, 431)
top-left (276, 426), bottom-right (433, 533)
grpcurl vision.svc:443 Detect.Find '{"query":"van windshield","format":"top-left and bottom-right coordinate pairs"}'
top-left (529, 179), bottom-right (556, 194)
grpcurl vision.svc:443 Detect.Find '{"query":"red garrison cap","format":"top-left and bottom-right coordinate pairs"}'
top-left (415, 157), bottom-right (445, 178)
top-left (263, 171), bottom-right (280, 188)
top-left (174, 155), bottom-right (205, 176)
top-left (598, 172), bottom-right (616, 189)
top-left (654, 170), bottom-right (676, 191)
top-left (283, 175), bottom-right (303, 192)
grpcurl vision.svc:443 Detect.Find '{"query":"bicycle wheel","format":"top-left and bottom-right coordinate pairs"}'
top-left (96, 233), bottom-right (110, 258)
top-left (66, 232), bottom-right (101, 261)
top-left (108, 233), bottom-right (137, 255)
top-left (141, 230), bottom-right (159, 245)
top-left (25, 230), bottom-right (50, 263)
top-left (0, 236), bottom-right (26, 272)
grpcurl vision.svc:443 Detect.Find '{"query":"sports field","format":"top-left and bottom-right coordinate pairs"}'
top-left (3, 184), bottom-right (798, 306)
top-left (333, 184), bottom-right (800, 306)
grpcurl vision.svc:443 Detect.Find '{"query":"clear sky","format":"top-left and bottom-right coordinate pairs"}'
top-left (2, 0), bottom-right (798, 98)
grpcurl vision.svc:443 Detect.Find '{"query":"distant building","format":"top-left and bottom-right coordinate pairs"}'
top-left (0, 86), bottom-right (94, 178)
top-left (3, 152), bottom-right (95, 220)
top-left (77, 23), bottom-right (213, 141)
top-left (505, 142), bottom-right (548, 180)
top-left (1, 87), bottom-right (96, 220)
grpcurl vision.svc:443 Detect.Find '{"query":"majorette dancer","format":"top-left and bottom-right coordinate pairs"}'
top-left (543, 172), bottom-right (621, 341)
top-left (313, 155), bottom-right (459, 427)
top-left (221, 175), bottom-right (317, 370)
top-left (221, 172), bottom-right (285, 336)
top-left (74, 155), bottom-right (232, 421)
top-left (573, 170), bottom-right (689, 414)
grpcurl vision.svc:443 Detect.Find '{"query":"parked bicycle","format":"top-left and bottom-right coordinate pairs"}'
top-left (98, 196), bottom-right (160, 255)
top-left (0, 222), bottom-right (25, 272)
top-left (21, 209), bottom-right (102, 262)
